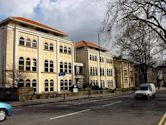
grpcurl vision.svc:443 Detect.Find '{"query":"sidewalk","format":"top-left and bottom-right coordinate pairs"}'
top-left (9, 91), bottom-right (133, 107)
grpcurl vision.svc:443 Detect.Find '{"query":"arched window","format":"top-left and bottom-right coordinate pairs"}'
top-left (32, 59), bottom-right (37, 71)
top-left (50, 61), bottom-right (54, 72)
top-left (44, 42), bottom-right (48, 50)
top-left (92, 56), bottom-right (94, 61)
top-left (64, 46), bottom-right (67, 53)
top-left (45, 80), bottom-right (49, 92)
top-left (26, 38), bottom-right (31, 47)
top-left (90, 67), bottom-right (93, 75)
top-left (92, 67), bottom-right (95, 75)
top-left (59, 45), bottom-right (63, 52)
top-left (19, 37), bottom-right (24, 45)
top-left (64, 80), bottom-right (68, 90)
top-left (110, 69), bottom-right (113, 76)
top-left (25, 79), bottom-right (31, 87)
top-left (100, 68), bottom-right (102, 76)
top-left (50, 80), bottom-right (54, 92)
top-left (69, 80), bottom-right (72, 90)
top-left (95, 56), bottom-right (97, 61)
top-left (60, 62), bottom-right (63, 72)
top-left (90, 55), bottom-right (92, 60)
top-left (95, 68), bottom-right (98, 75)
top-left (68, 47), bottom-right (71, 54)
top-left (68, 63), bottom-right (71, 73)
top-left (50, 43), bottom-right (54, 51)
top-left (69, 80), bottom-right (72, 87)
top-left (32, 79), bottom-right (37, 92)
top-left (64, 62), bottom-right (67, 73)
top-left (32, 40), bottom-right (37, 48)
top-left (18, 79), bottom-right (24, 87)
top-left (60, 80), bottom-right (63, 90)
top-left (19, 57), bottom-right (24, 71)
top-left (44, 60), bottom-right (49, 72)
top-left (26, 58), bottom-right (31, 71)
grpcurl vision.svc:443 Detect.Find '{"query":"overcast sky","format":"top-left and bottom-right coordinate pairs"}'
top-left (0, 0), bottom-right (113, 48)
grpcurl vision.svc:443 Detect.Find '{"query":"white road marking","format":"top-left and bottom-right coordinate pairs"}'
top-left (158, 112), bottom-right (166, 125)
top-left (102, 101), bottom-right (122, 107)
top-left (50, 109), bottom-right (91, 120)
top-left (72, 95), bottom-right (130, 106)
top-left (50, 100), bottom-right (122, 120)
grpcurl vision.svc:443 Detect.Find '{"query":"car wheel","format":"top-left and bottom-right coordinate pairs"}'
top-left (0, 109), bottom-right (7, 122)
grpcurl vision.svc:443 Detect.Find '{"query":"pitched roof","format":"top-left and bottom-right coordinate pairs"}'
top-left (0, 17), bottom-right (67, 37)
top-left (75, 40), bottom-right (107, 51)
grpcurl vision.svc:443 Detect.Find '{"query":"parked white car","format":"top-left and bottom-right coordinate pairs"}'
top-left (135, 83), bottom-right (156, 99)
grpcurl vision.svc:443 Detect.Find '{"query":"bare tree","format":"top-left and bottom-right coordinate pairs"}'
top-left (6, 70), bottom-right (28, 88)
top-left (116, 21), bottom-right (164, 83)
top-left (104, 0), bottom-right (166, 45)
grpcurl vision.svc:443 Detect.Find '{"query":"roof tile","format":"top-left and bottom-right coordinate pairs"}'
top-left (10, 17), bottom-right (67, 37)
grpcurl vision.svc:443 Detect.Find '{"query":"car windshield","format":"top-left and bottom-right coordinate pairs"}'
top-left (140, 86), bottom-right (149, 90)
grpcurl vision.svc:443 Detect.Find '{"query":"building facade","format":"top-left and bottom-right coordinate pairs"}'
top-left (0, 17), bottom-right (74, 93)
top-left (113, 57), bottom-right (135, 89)
top-left (74, 62), bottom-right (84, 88)
top-left (157, 65), bottom-right (166, 87)
top-left (75, 40), bottom-right (115, 89)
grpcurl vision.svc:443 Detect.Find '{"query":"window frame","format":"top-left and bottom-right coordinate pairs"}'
top-left (60, 62), bottom-right (63, 72)
top-left (50, 80), bottom-right (54, 92)
top-left (68, 63), bottom-right (71, 73)
top-left (32, 40), bottom-right (37, 48)
top-left (25, 79), bottom-right (31, 87)
top-left (50, 61), bottom-right (54, 72)
top-left (59, 45), bottom-right (63, 53)
top-left (26, 58), bottom-right (31, 71)
top-left (64, 46), bottom-right (67, 53)
top-left (18, 79), bottom-right (24, 87)
top-left (32, 79), bottom-right (37, 92)
top-left (68, 47), bottom-right (71, 54)
top-left (19, 57), bottom-right (24, 71)
top-left (64, 80), bottom-right (68, 90)
top-left (60, 80), bottom-right (64, 91)
top-left (44, 42), bottom-right (49, 50)
top-left (45, 80), bottom-right (49, 92)
top-left (19, 37), bottom-right (25, 46)
top-left (44, 60), bottom-right (49, 72)
top-left (32, 59), bottom-right (37, 71)
top-left (50, 43), bottom-right (54, 51)
top-left (64, 62), bottom-right (68, 73)
top-left (26, 38), bottom-right (31, 47)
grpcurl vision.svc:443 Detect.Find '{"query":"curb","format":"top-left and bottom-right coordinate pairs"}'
top-left (158, 113), bottom-right (166, 125)
top-left (11, 91), bottom-right (133, 107)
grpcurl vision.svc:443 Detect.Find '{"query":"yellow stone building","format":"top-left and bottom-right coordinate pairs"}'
top-left (75, 41), bottom-right (115, 89)
top-left (0, 17), bottom-right (74, 93)
top-left (113, 57), bottom-right (135, 89)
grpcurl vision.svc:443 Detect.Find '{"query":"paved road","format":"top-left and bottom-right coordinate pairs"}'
top-left (2, 89), bottom-right (166, 125)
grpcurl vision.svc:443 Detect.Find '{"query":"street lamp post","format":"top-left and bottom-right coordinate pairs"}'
top-left (97, 33), bottom-right (102, 89)
top-left (97, 30), bottom-right (110, 89)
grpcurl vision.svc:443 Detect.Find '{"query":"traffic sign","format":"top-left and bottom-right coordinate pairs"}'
top-left (59, 72), bottom-right (65, 76)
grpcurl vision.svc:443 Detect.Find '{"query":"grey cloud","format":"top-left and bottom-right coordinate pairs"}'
top-left (37, 0), bottom-right (107, 43)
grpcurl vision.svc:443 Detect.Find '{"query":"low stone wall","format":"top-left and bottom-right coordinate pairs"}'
top-left (18, 87), bottom-right (34, 101)
top-left (0, 88), bottom-right (117, 101)
top-left (21, 89), bottom-right (116, 101)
